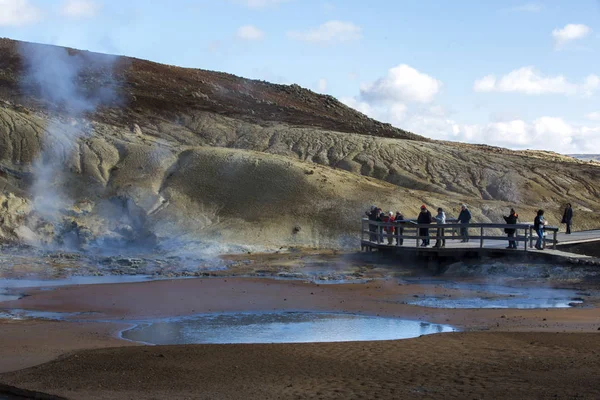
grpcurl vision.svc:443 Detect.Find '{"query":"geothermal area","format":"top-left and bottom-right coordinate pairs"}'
top-left (0, 38), bottom-right (600, 399)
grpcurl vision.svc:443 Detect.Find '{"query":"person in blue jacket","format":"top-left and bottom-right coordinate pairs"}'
top-left (458, 204), bottom-right (472, 242)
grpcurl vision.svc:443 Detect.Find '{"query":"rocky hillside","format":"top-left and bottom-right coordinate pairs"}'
top-left (0, 38), bottom-right (599, 252)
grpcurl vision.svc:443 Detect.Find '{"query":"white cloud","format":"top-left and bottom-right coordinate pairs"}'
top-left (0, 0), bottom-right (42, 26)
top-left (473, 75), bottom-right (496, 92)
top-left (340, 97), bottom-right (374, 116)
top-left (508, 3), bottom-right (543, 12)
top-left (552, 24), bottom-right (592, 49)
top-left (236, 25), bottom-right (265, 41)
top-left (343, 93), bottom-right (600, 153)
top-left (474, 67), bottom-right (599, 96)
top-left (360, 64), bottom-right (442, 104)
top-left (586, 111), bottom-right (600, 121)
top-left (288, 20), bottom-right (362, 45)
top-left (317, 78), bottom-right (327, 92)
top-left (582, 75), bottom-right (600, 96)
top-left (412, 115), bottom-right (600, 153)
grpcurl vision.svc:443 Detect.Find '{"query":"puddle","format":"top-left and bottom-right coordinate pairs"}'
top-left (0, 275), bottom-right (155, 290)
top-left (0, 309), bottom-right (91, 321)
top-left (121, 312), bottom-right (456, 345)
top-left (403, 281), bottom-right (584, 309)
top-left (407, 297), bottom-right (582, 309)
top-left (0, 292), bottom-right (21, 303)
top-left (0, 275), bottom-right (156, 303)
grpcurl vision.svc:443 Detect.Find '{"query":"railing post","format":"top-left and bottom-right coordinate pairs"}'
top-left (480, 226), bottom-right (484, 248)
top-left (361, 219), bottom-right (365, 251)
top-left (524, 228), bottom-right (528, 252)
top-left (529, 226), bottom-right (533, 249)
top-left (416, 225), bottom-right (419, 248)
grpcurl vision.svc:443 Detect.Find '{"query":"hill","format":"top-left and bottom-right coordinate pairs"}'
top-left (0, 38), bottom-right (599, 252)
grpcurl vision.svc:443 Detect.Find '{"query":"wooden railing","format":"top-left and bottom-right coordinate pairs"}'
top-left (361, 218), bottom-right (559, 251)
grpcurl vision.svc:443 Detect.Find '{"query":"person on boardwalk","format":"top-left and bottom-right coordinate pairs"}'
top-left (562, 203), bottom-right (573, 234)
top-left (458, 204), bottom-right (472, 242)
top-left (376, 208), bottom-right (385, 243)
top-left (534, 209), bottom-right (547, 250)
top-left (395, 211), bottom-right (404, 246)
top-left (383, 211), bottom-right (395, 245)
top-left (503, 208), bottom-right (518, 249)
top-left (365, 206), bottom-right (379, 241)
top-left (417, 205), bottom-right (433, 247)
top-left (434, 207), bottom-right (446, 248)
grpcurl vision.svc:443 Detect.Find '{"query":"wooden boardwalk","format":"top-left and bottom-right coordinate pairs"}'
top-left (360, 218), bottom-right (600, 259)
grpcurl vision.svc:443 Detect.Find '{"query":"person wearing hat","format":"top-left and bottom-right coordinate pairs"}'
top-left (458, 204), bottom-right (472, 242)
top-left (382, 211), bottom-right (395, 245)
top-left (417, 205), bottom-right (433, 247)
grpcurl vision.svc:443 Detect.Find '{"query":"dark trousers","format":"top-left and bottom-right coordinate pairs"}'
top-left (435, 228), bottom-right (445, 247)
top-left (369, 223), bottom-right (377, 241)
top-left (396, 228), bottom-right (404, 245)
top-left (419, 228), bottom-right (430, 245)
top-left (566, 223), bottom-right (572, 234)
top-left (507, 232), bottom-right (517, 248)
top-left (460, 225), bottom-right (469, 242)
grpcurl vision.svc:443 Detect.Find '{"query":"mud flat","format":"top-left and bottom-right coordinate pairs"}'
top-left (0, 251), bottom-right (599, 399)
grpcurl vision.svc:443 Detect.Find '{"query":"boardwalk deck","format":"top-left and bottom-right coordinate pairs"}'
top-left (360, 218), bottom-right (600, 260)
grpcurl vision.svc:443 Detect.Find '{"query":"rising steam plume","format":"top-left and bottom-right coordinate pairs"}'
top-left (19, 42), bottom-right (121, 247)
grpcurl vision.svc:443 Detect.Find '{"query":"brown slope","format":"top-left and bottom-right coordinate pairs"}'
top-left (0, 37), bottom-right (423, 141)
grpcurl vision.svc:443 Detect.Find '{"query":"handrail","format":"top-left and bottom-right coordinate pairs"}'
top-left (360, 218), bottom-right (559, 251)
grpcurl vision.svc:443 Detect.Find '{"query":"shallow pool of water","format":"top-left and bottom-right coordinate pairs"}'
top-left (0, 275), bottom-right (156, 303)
top-left (0, 275), bottom-right (154, 289)
top-left (407, 296), bottom-right (581, 309)
top-left (122, 312), bottom-right (456, 345)
top-left (404, 282), bottom-right (583, 309)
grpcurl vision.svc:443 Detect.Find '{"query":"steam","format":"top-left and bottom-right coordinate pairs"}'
top-left (19, 42), bottom-right (120, 244)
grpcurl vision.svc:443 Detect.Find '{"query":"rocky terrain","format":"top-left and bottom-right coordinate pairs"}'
top-left (0, 38), bottom-right (599, 253)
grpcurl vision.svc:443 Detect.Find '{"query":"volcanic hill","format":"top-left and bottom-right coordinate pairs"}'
top-left (0, 38), bottom-right (599, 252)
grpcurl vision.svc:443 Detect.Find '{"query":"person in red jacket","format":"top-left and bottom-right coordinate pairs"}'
top-left (382, 211), bottom-right (395, 245)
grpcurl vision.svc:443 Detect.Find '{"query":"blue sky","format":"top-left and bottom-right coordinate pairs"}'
top-left (1, 0), bottom-right (600, 153)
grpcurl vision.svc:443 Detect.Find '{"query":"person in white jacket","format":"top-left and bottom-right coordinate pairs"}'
top-left (434, 207), bottom-right (446, 248)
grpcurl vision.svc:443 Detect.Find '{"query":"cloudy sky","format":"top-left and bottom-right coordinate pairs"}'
top-left (1, 0), bottom-right (600, 154)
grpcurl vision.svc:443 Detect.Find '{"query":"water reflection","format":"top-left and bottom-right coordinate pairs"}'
top-left (407, 296), bottom-right (581, 309)
top-left (122, 312), bottom-right (456, 345)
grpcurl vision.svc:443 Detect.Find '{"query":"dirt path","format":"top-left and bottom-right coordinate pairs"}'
top-left (2, 332), bottom-right (600, 399)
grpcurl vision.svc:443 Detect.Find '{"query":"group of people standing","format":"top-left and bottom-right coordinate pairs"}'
top-left (416, 204), bottom-right (472, 247)
top-left (366, 204), bottom-right (472, 248)
top-left (365, 207), bottom-right (406, 246)
top-left (366, 203), bottom-right (575, 250)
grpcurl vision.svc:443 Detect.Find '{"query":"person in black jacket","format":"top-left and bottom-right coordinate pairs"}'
top-left (395, 211), bottom-right (404, 245)
top-left (503, 208), bottom-right (518, 249)
top-left (562, 203), bottom-right (573, 234)
top-left (365, 206), bottom-right (379, 241)
top-left (417, 205), bottom-right (433, 247)
top-left (458, 204), bottom-right (472, 242)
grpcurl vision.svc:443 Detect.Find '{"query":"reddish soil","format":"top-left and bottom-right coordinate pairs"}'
top-left (0, 38), bottom-right (422, 141)
top-left (0, 276), bottom-right (599, 399)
